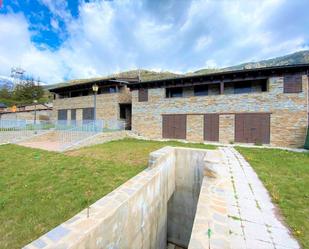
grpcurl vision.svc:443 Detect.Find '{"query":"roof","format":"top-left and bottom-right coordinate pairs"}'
top-left (49, 76), bottom-right (139, 93)
top-left (128, 64), bottom-right (309, 90)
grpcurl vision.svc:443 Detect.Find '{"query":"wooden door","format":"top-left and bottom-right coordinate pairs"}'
top-left (235, 114), bottom-right (270, 144)
top-left (162, 114), bottom-right (186, 139)
top-left (204, 114), bottom-right (219, 141)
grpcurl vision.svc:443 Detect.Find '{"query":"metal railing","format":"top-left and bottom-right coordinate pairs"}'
top-left (0, 119), bottom-right (53, 144)
top-left (0, 119), bottom-right (126, 148)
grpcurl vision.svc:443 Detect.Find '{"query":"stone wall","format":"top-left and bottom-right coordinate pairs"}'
top-left (131, 75), bottom-right (309, 148)
top-left (0, 109), bottom-right (52, 121)
top-left (187, 115), bottom-right (204, 142)
top-left (219, 114), bottom-right (235, 144)
top-left (52, 85), bottom-right (131, 122)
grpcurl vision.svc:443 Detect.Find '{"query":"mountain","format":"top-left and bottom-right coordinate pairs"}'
top-left (194, 50), bottom-right (309, 74)
top-left (48, 50), bottom-right (309, 89)
top-left (46, 69), bottom-right (182, 89)
top-left (0, 76), bottom-right (14, 89)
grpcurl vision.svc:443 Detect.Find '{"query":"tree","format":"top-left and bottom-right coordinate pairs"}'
top-left (13, 79), bottom-right (44, 103)
top-left (0, 84), bottom-right (12, 99)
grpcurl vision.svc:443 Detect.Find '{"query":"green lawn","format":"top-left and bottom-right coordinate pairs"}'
top-left (236, 147), bottom-right (309, 249)
top-left (0, 138), bottom-right (215, 249)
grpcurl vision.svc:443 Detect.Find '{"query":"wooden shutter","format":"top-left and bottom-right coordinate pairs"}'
top-left (283, 74), bottom-right (302, 93)
top-left (138, 89), bottom-right (148, 102)
top-left (204, 114), bottom-right (219, 141)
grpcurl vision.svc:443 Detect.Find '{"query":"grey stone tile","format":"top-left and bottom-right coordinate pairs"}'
top-left (228, 218), bottom-right (243, 235)
top-left (245, 238), bottom-right (274, 249)
top-left (46, 226), bottom-right (70, 242)
top-left (32, 239), bottom-right (47, 248)
top-left (270, 227), bottom-right (300, 249)
top-left (229, 234), bottom-right (246, 249)
top-left (242, 219), bottom-right (272, 242)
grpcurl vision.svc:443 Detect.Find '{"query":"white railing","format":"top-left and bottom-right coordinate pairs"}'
top-left (0, 119), bottom-right (126, 147)
top-left (0, 119), bottom-right (53, 144)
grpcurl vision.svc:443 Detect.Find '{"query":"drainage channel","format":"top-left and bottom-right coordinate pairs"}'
top-left (23, 146), bottom-right (208, 249)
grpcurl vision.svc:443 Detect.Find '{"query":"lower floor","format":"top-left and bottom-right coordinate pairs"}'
top-left (132, 111), bottom-right (308, 148)
top-left (54, 103), bottom-right (132, 130)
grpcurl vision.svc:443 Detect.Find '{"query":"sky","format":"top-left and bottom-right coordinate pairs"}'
top-left (0, 0), bottom-right (308, 84)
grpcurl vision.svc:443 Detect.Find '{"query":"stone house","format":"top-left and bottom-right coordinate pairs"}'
top-left (49, 64), bottom-right (309, 148)
top-left (0, 103), bottom-right (52, 121)
top-left (127, 64), bottom-right (309, 148)
top-left (49, 77), bottom-right (136, 129)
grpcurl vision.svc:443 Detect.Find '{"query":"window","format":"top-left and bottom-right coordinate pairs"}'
top-left (166, 87), bottom-right (183, 98)
top-left (82, 108), bottom-right (94, 121)
top-left (119, 104), bottom-right (128, 119)
top-left (99, 86), bottom-right (117, 94)
top-left (58, 109), bottom-right (67, 120)
top-left (194, 85), bottom-right (208, 96)
top-left (71, 109), bottom-right (76, 120)
top-left (138, 89), bottom-right (148, 102)
top-left (261, 81), bottom-right (268, 92)
top-left (71, 91), bottom-right (82, 97)
top-left (284, 74), bottom-right (302, 93)
top-left (82, 90), bottom-right (90, 96)
top-left (234, 82), bottom-right (252, 94)
top-left (58, 92), bottom-right (69, 99)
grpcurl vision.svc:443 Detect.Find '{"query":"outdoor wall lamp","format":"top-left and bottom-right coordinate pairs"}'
top-left (92, 84), bottom-right (99, 93)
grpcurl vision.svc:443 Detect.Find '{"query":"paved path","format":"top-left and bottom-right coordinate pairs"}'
top-left (18, 141), bottom-right (62, 151)
top-left (221, 147), bottom-right (300, 249)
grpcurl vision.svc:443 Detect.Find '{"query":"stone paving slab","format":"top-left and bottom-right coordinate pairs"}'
top-left (221, 147), bottom-right (300, 249)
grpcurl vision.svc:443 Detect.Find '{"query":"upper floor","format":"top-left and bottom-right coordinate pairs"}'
top-left (50, 77), bottom-right (135, 107)
top-left (128, 64), bottom-right (309, 108)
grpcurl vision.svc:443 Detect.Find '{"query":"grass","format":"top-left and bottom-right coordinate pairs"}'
top-left (65, 138), bottom-right (216, 165)
top-left (0, 138), bottom-right (215, 249)
top-left (236, 147), bottom-right (309, 248)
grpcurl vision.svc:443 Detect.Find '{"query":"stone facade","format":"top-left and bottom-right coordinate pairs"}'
top-left (131, 75), bottom-right (309, 148)
top-left (219, 114), bottom-right (235, 144)
top-left (52, 85), bottom-right (131, 123)
top-left (187, 115), bottom-right (204, 142)
top-left (0, 109), bottom-right (52, 121)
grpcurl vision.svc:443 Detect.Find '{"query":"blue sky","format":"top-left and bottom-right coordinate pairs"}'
top-left (0, 0), bottom-right (308, 84)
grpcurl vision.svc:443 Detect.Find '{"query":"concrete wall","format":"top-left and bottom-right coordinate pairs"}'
top-left (131, 75), bottom-right (309, 148)
top-left (24, 146), bottom-right (211, 249)
top-left (66, 130), bottom-right (130, 151)
top-left (167, 148), bottom-right (206, 247)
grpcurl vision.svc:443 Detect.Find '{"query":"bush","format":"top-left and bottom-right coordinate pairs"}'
top-left (304, 128), bottom-right (309, 150)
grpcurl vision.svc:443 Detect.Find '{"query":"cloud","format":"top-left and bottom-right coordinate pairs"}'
top-left (0, 0), bottom-right (309, 84)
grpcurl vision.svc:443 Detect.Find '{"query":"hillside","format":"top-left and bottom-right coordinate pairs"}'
top-left (48, 50), bottom-right (309, 89)
top-left (194, 50), bottom-right (309, 74)
top-left (46, 69), bottom-right (182, 89)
